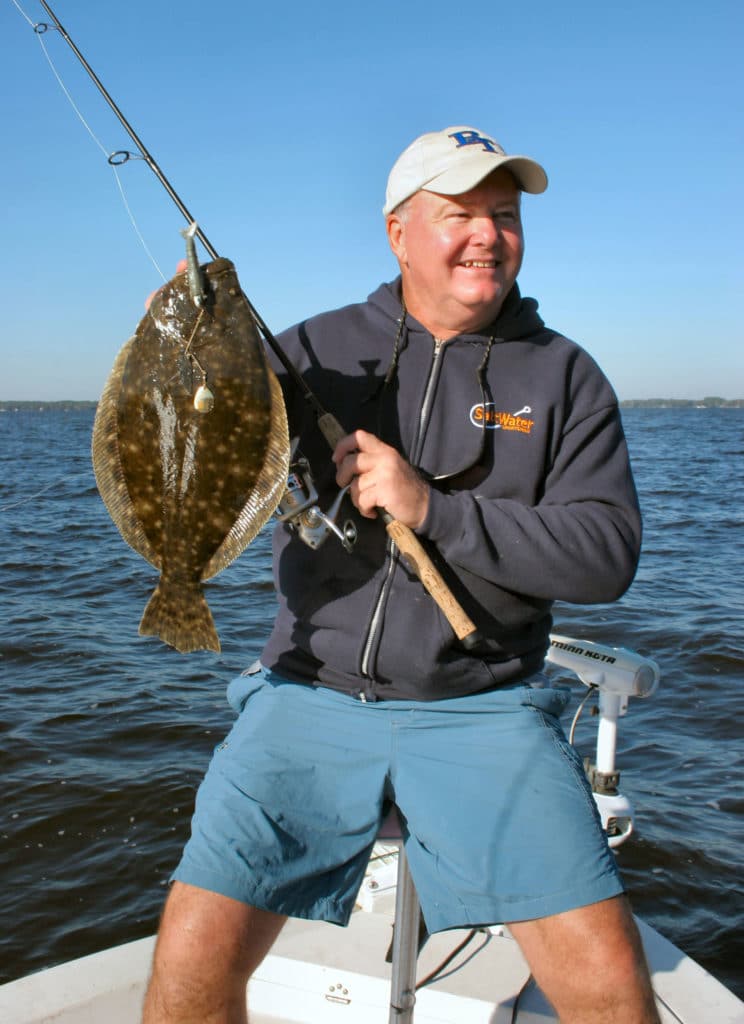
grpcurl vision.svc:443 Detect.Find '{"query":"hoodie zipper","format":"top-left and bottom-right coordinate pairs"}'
top-left (359, 336), bottom-right (448, 686)
top-left (413, 337), bottom-right (447, 462)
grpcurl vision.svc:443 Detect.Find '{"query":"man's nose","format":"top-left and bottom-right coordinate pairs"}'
top-left (472, 216), bottom-right (500, 245)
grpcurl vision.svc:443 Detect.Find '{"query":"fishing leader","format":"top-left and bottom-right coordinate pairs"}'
top-left (143, 125), bottom-right (661, 1024)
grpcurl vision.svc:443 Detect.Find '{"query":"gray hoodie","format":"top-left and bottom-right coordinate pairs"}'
top-left (260, 279), bottom-right (641, 701)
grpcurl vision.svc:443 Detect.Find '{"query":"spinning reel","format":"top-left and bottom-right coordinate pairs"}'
top-left (276, 446), bottom-right (358, 553)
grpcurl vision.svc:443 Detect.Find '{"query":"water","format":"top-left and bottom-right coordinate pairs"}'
top-left (1, 406), bottom-right (742, 998)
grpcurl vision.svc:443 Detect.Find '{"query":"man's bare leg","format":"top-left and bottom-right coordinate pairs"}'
top-left (509, 894), bottom-right (660, 1023)
top-left (142, 882), bottom-right (287, 1024)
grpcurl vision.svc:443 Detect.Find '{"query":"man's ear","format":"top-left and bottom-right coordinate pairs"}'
top-left (386, 214), bottom-right (407, 265)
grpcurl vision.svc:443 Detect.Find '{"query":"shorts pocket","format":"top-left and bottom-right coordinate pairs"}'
top-left (522, 684), bottom-right (571, 718)
top-left (226, 669), bottom-right (267, 714)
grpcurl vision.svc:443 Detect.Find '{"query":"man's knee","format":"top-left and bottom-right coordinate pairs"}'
top-left (509, 896), bottom-right (660, 1023)
top-left (143, 882), bottom-right (286, 1022)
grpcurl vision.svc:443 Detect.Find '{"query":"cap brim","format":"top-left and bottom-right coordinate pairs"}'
top-left (426, 154), bottom-right (548, 197)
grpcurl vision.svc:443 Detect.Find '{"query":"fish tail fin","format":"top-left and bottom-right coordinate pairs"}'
top-left (139, 582), bottom-right (221, 653)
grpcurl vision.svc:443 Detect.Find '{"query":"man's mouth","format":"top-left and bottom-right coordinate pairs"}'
top-left (460, 260), bottom-right (498, 269)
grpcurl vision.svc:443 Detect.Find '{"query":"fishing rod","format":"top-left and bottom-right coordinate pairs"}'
top-left (29, 0), bottom-right (481, 648)
top-left (34, 0), bottom-right (325, 417)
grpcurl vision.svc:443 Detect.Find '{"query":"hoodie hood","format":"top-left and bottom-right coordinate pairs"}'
top-left (366, 276), bottom-right (545, 344)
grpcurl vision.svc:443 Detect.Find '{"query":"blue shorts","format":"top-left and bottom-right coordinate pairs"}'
top-left (172, 667), bottom-right (623, 933)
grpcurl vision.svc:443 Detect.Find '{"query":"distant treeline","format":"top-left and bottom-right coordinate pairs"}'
top-left (619, 397), bottom-right (744, 408)
top-left (1, 397), bottom-right (743, 411)
top-left (0, 400), bottom-right (97, 410)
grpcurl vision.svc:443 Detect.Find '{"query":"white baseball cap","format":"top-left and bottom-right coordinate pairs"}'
top-left (383, 125), bottom-right (548, 216)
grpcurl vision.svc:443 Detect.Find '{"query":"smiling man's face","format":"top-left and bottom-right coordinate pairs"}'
top-left (386, 168), bottom-right (524, 339)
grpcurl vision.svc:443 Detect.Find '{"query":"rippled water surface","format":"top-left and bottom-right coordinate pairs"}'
top-left (1, 406), bottom-right (742, 998)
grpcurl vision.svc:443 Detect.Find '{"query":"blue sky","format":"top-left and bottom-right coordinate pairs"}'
top-left (2, 0), bottom-right (742, 402)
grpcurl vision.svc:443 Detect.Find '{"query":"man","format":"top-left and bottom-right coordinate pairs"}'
top-left (143, 126), bottom-right (660, 1023)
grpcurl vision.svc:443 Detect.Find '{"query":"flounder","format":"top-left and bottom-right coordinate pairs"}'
top-left (92, 257), bottom-right (289, 653)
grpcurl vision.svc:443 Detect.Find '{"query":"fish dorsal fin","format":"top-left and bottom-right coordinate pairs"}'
top-left (91, 337), bottom-right (161, 570)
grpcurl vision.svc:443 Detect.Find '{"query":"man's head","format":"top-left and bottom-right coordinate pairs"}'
top-left (384, 127), bottom-right (547, 338)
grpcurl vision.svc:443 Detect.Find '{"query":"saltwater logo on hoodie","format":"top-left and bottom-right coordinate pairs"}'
top-left (469, 403), bottom-right (535, 434)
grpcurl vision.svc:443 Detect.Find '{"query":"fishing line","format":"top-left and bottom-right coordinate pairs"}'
top-left (9, 0), bottom-right (33, 26)
top-left (0, 480), bottom-right (58, 512)
top-left (11, 0), bottom-right (166, 281)
top-left (0, 473), bottom-right (90, 512)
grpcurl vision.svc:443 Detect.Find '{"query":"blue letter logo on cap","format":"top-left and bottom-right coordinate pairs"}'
top-left (449, 130), bottom-right (499, 153)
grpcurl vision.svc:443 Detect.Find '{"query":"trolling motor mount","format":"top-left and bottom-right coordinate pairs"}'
top-left (546, 635), bottom-right (661, 848)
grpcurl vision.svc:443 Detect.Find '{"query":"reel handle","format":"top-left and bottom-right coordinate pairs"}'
top-left (317, 414), bottom-right (482, 649)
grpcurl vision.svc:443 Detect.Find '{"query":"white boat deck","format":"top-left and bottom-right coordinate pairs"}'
top-left (2, 908), bottom-right (743, 1023)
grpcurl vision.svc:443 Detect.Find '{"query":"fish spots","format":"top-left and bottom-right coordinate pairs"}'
top-left (92, 258), bottom-right (289, 652)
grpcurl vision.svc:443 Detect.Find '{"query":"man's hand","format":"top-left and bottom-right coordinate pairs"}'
top-left (333, 430), bottom-right (430, 529)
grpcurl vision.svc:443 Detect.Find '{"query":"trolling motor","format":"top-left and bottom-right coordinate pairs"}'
top-left (276, 444), bottom-right (358, 552)
top-left (546, 635), bottom-right (660, 848)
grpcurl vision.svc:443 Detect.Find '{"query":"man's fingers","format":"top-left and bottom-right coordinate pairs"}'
top-left (143, 258), bottom-right (189, 309)
top-left (348, 475), bottom-right (379, 519)
top-left (332, 429), bottom-right (385, 464)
